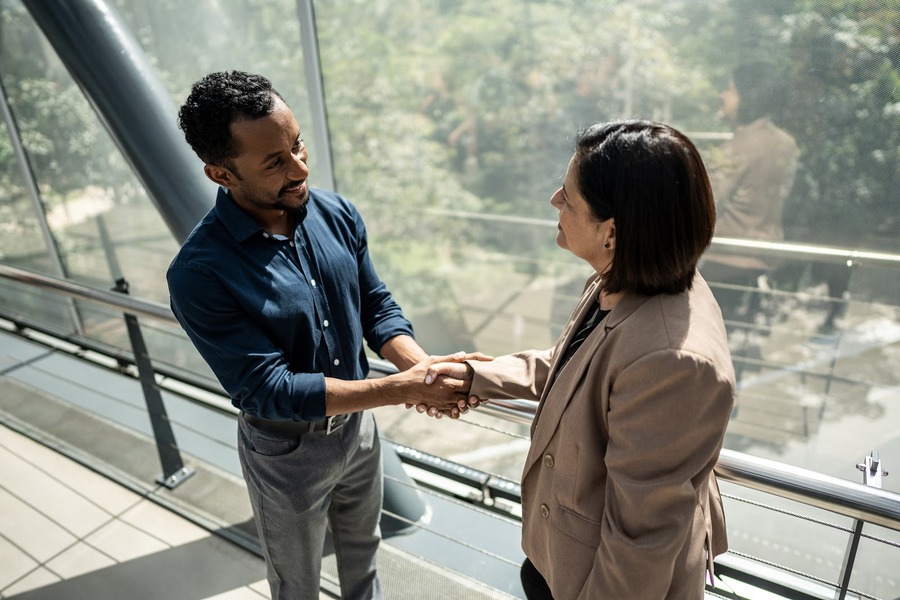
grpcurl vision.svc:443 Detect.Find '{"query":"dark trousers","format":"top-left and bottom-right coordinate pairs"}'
top-left (521, 557), bottom-right (554, 600)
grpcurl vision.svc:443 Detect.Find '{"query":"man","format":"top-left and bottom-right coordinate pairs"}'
top-left (701, 62), bottom-right (799, 328)
top-left (167, 70), bottom-right (467, 599)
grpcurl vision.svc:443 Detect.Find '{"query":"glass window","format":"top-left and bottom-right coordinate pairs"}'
top-left (0, 0), bottom-right (897, 494)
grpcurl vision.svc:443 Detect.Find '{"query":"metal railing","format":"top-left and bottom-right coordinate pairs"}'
top-left (1, 263), bottom-right (898, 600)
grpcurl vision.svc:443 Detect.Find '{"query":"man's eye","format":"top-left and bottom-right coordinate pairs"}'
top-left (268, 158), bottom-right (282, 169)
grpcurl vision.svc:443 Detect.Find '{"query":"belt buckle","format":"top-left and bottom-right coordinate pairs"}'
top-left (325, 416), bottom-right (336, 435)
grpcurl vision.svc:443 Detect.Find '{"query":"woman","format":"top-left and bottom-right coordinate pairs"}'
top-left (427, 120), bottom-right (735, 599)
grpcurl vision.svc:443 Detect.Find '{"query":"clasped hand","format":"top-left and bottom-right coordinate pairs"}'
top-left (405, 350), bottom-right (491, 419)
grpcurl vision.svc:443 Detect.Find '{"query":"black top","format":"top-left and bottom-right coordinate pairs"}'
top-left (556, 301), bottom-right (610, 377)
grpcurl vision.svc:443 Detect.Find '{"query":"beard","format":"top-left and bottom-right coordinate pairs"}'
top-left (242, 181), bottom-right (309, 213)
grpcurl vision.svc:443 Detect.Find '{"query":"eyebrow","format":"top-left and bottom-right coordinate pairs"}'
top-left (259, 134), bottom-right (302, 165)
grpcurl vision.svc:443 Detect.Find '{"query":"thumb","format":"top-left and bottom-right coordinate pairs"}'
top-left (424, 360), bottom-right (465, 384)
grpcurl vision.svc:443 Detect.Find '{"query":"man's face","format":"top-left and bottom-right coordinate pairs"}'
top-left (719, 79), bottom-right (740, 124)
top-left (225, 96), bottom-right (310, 214)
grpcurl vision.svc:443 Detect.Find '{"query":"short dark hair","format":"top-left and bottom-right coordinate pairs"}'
top-left (178, 70), bottom-right (283, 168)
top-left (574, 120), bottom-right (715, 296)
top-left (732, 62), bottom-right (785, 124)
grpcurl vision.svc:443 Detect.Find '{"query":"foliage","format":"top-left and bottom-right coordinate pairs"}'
top-left (0, 0), bottom-right (897, 335)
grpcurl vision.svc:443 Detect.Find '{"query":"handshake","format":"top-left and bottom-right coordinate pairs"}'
top-left (394, 351), bottom-right (493, 419)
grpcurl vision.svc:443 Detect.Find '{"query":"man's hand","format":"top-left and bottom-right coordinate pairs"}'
top-left (413, 352), bottom-right (492, 418)
top-left (386, 352), bottom-right (487, 416)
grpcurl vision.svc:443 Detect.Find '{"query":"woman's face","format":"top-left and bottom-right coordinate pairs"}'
top-left (550, 155), bottom-right (613, 271)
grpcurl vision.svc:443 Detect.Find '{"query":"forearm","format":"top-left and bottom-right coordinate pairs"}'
top-left (379, 334), bottom-right (428, 371)
top-left (324, 376), bottom-right (398, 415)
top-left (325, 351), bottom-right (468, 416)
top-left (469, 349), bottom-right (552, 401)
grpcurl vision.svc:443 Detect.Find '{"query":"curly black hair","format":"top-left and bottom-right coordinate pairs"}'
top-left (178, 70), bottom-right (284, 168)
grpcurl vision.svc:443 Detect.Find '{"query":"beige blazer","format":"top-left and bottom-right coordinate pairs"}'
top-left (470, 272), bottom-right (735, 599)
top-left (704, 117), bottom-right (799, 272)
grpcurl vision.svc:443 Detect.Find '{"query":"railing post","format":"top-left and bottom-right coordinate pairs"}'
top-left (112, 277), bottom-right (194, 489)
top-left (835, 451), bottom-right (889, 600)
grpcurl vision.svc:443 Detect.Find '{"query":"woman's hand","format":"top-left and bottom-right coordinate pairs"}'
top-left (413, 352), bottom-right (492, 418)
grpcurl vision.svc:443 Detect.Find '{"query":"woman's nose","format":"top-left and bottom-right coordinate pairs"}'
top-left (550, 188), bottom-right (563, 208)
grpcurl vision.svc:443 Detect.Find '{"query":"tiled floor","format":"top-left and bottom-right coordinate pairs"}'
top-left (0, 423), bottom-right (278, 600)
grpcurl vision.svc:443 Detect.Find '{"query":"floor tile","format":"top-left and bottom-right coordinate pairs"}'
top-left (84, 519), bottom-right (169, 563)
top-left (0, 426), bottom-right (140, 515)
top-left (0, 535), bottom-right (39, 591)
top-left (0, 488), bottom-right (77, 563)
top-left (44, 541), bottom-right (116, 579)
top-left (205, 585), bottom-right (270, 599)
top-left (1, 566), bottom-right (62, 596)
top-left (0, 446), bottom-right (114, 538)
top-left (119, 499), bottom-right (208, 546)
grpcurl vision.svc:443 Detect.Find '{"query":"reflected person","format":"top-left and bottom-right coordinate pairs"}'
top-left (167, 70), bottom-right (472, 600)
top-left (701, 62), bottom-right (800, 326)
top-left (426, 121), bottom-right (736, 599)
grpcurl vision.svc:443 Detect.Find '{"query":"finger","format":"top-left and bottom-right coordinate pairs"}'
top-left (425, 362), bottom-right (466, 384)
top-left (462, 351), bottom-right (494, 362)
top-left (429, 351), bottom-right (467, 364)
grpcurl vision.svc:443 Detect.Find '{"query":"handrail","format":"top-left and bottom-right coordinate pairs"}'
top-left (0, 263), bottom-right (174, 323)
top-left (716, 449), bottom-right (900, 532)
top-left (2, 263), bottom-right (899, 534)
top-left (422, 208), bottom-right (900, 265)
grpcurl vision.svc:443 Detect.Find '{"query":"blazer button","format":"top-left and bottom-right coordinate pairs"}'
top-left (543, 454), bottom-right (554, 468)
top-left (540, 504), bottom-right (549, 518)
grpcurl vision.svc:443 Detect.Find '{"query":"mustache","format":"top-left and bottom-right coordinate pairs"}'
top-left (279, 180), bottom-right (306, 195)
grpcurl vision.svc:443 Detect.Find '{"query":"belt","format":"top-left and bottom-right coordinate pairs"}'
top-left (241, 412), bottom-right (350, 436)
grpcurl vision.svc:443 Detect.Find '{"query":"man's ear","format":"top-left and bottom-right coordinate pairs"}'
top-left (204, 163), bottom-right (237, 188)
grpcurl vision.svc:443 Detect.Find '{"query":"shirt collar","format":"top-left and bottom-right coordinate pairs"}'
top-left (214, 186), bottom-right (310, 242)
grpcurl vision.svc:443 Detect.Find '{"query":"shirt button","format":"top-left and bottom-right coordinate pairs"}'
top-left (540, 504), bottom-right (549, 518)
top-left (262, 232), bottom-right (270, 238)
top-left (310, 279), bottom-right (317, 287)
top-left (333, 359), bottom-right (340, 366)
top-left (289, 241), bottom-right (295, 247)
top-left (323, 320), bottom-right (329, 328)
top-left (543, 454), bottom-right (554, 468)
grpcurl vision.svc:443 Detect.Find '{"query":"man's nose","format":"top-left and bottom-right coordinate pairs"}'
top-left (289, 153), bottom-right (309, 179)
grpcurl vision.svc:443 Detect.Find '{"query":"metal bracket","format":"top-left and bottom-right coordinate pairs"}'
top-left (156, 466), bottom-right (195, 490)
top-left (856, 450), bottom-right (888, 489)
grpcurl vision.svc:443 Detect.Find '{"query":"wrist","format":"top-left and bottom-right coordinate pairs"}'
top-left (464, 361), bottom-right (475, 393)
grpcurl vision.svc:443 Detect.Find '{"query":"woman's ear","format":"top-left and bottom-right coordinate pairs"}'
top-left (604, 219), bottom-right (616, 250)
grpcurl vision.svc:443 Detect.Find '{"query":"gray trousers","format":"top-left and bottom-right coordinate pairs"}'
top-left (238, 411), bottom-right (384, 600)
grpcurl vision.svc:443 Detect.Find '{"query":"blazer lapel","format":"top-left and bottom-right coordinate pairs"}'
top-left (524, 273), bottom-right (601, 473)
top-left (531, 273), bottom-right (602, 426)
top-left (524, 289), bottom-right (651, 474)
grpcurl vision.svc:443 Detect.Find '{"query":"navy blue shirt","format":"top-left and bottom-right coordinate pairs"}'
top-left (166, 187), bottom-right (415, 421)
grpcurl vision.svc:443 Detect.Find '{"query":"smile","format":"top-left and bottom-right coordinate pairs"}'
top-left (282, 181), bottom-right (307, 195)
